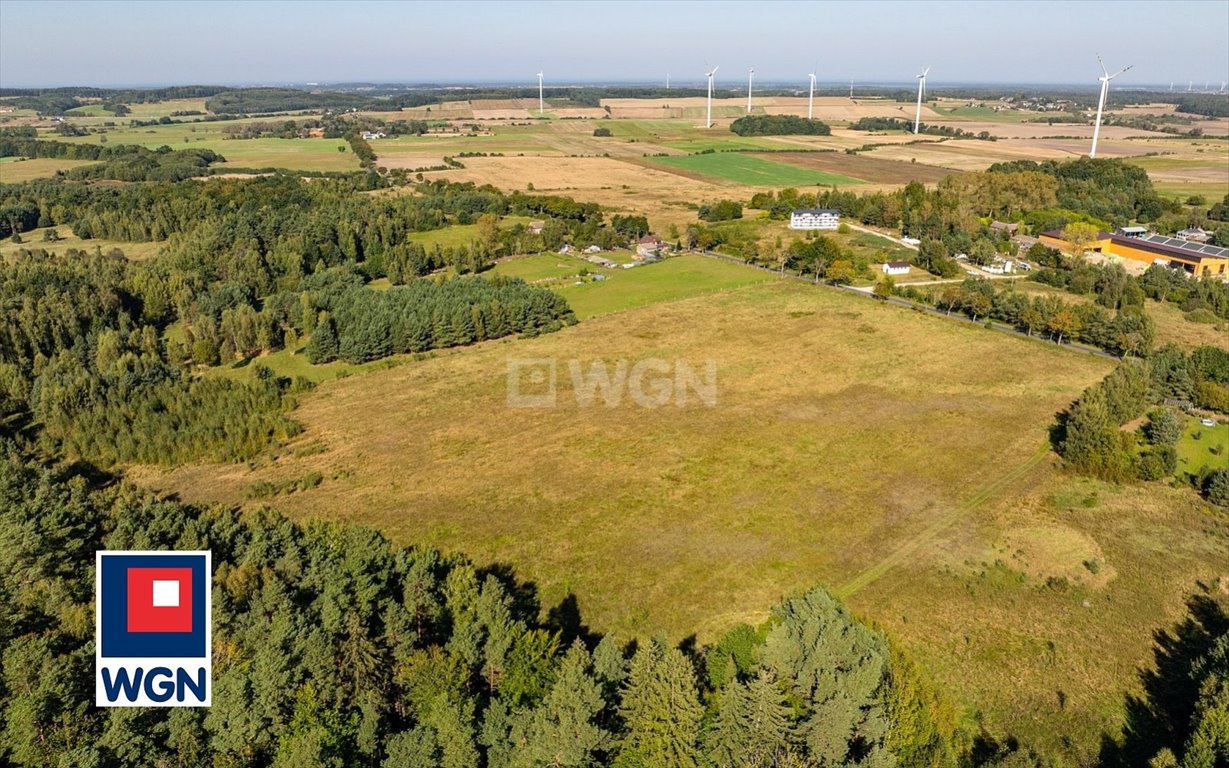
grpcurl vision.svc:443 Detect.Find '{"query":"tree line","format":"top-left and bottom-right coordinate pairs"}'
top-left (848, 117), bottom-right (994, 141)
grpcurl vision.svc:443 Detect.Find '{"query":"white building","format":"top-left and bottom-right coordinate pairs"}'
top-left (789, 208), bottom-right (841, 231)
top-left (882, 261), bottom-right (910, 276)
top-left (360, 131), bottom-right (386, 140)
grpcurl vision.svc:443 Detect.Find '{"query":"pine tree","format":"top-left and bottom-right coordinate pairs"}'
top-left (706, 670), bottom-right (794, 768)
top-left (614, 642), bottom-right (703, 768)
top-left (518, 642), bottom-right (610, 767)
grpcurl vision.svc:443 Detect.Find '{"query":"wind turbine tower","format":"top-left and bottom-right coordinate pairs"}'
top-left (913, 66), bottom-right (930, 135)
top-left (705, 65), bottom-right (719, 128)
top-left (807, 72), bottom-right (816, 119)
top-left (536, 71), bottom-right (544, 115)
top-left (1090, 54), bottom-right (1132, 159)
top-left (849, 78), bottom-right (854, 99)
top-left (747, 68), bottom-right (754, 113)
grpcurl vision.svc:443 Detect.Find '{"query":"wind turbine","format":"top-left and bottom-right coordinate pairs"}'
top-left (913, 66), bottom-right (930, 135)
top-left (807, 72), bottom-right (816, 119)
top-left (705, 64), bottom-right (719, 128)
top-left (849, 78), bottom-right (854, 99)
top-left (536, 70), bottom-right (544, 115)
top-left (1221, 81), bottom-right (1227, 94)
top-left (666, 72), bottom-right (670, 90)
top-left (746, 68), bottom-right (754, 113)
top-left (1089, 54), bottom-right (1132, 159)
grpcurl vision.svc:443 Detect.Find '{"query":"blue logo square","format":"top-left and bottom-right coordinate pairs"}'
top-left (99, 553), bottom-right (209, 658)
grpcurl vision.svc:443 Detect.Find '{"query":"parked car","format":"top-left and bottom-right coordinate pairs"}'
top-left (1200, 418), bottom-right (1217, 427)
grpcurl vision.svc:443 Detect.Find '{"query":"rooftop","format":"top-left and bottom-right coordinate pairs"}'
top-left (792, 208), bottom-right (839, 215)
top-left (1111, 233), bottom-right (1229, 263)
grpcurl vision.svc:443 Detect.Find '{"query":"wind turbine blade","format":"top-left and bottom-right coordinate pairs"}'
top-left (1096, 54), bottom-right (1108, 78)
top-left (712, 65), bottom-right (719, 76)
top-left (923, 66), bottom-right (931, 76)
top-left (1109, 64), bottom-right (1133, 79)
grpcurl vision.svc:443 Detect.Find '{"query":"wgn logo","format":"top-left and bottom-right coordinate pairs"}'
top-left (95, 551), bottom-right (212, 707)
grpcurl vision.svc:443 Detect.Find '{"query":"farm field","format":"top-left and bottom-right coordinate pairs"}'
top-left (647, 151), bottom-right (864, 186)
top-left (755, 150), bottom-right (952, 184)
top-left (0, 156), bottom-right (98, 182)
top-left (131, 273), bottom-right (1229, 761)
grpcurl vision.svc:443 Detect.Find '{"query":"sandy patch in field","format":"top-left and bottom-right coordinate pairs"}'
top-left (551, 108), bottom-right (608, 119)
top-left (400, 107), bottom-right (474, 119)
top-left (473, 109), bottom-right (533, 120)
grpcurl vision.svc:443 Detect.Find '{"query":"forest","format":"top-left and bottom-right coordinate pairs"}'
top-left (0, 169), bottom-right (612, 466)
top-left (728, 115), bottom-right (831, 137)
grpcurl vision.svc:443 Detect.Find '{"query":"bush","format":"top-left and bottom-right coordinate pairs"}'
top-left (1205, 469), bottom-right (1229, 506)
top-left (592, 126), bottom-right (612, 137)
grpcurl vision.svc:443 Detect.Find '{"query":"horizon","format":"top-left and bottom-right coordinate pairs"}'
top-left (1, 0), bottom-right (1227, 90)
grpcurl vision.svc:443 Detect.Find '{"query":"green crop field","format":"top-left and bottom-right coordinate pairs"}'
top-left (648, 151), bottom-right (865, 186)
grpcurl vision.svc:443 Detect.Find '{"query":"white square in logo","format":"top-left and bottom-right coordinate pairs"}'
top-left (152, 580), bottom-right (180, 607)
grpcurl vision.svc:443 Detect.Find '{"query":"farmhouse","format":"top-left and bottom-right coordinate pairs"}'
top-left (528, 220), bottom-right (545, 234)
top-left (990, 221), bottom-right (1019, 236)
top-left (1040, 230), bottom-right (1229, 278)
top-left (789, 208), bottom-right (841, 231)
top-left (882, 261), bottom-right (910, 276)
top-left (636, 235), bottom-right (666, 259)
top-left (360, 131), bottom-right (386, 140)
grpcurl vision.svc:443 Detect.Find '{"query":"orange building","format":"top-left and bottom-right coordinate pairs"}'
top-left (1039, 230), bottom-right (1229, 279)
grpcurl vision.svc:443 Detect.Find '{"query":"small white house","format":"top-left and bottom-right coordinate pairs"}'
top-left (982, 260), bottom-right (1014, 275)
top-left (360, 131), bottom-right (386, 140)
top-left (882, 261), bottom-right (910, 276)
top-left (789, 209), bottom-right (841, 231)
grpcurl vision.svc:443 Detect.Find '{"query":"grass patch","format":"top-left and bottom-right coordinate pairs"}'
top-left (0, 157), bottom-right (99, 183)
top-left (1176, 417), bottom-right (1229, 477)
top-left (551, 253), bottom-right (773, 318)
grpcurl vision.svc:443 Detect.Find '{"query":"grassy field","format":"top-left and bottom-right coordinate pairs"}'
top-left (0, 156), bottom-right (98, 183)
top-left (1176, 417), bottom-right (1229, 477)
top-left (405, 215), bottom-right (534, 249)
top-left (48, 124), bottom-right (359, 172)
top-left (0, 225), bottom-right (164, 260)
top-left (126, 268), bottom-right (1229, 762)
top-left (648, 152), bottom-right (864, 186)
top-left (548, 253), bottom-right (773, 318)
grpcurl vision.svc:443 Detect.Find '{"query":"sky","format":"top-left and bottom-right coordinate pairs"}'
top-left (1, 0), bottom-right (1227, 89)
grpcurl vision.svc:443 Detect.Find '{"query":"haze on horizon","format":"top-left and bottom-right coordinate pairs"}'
top-left (1, 0), bottom-right (1227, 90)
